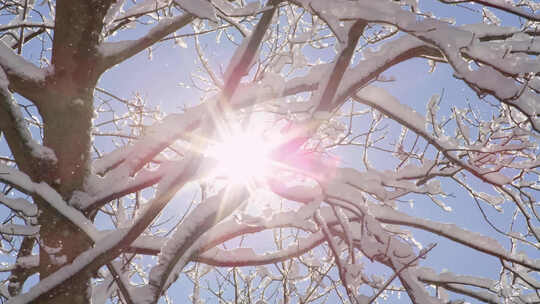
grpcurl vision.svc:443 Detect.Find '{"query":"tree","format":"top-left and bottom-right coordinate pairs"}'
top-left (0, 0), bottom-right (538, 303)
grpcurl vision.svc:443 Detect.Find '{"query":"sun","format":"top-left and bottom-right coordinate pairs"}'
top-left (207, 131), bottom-right (272, 183)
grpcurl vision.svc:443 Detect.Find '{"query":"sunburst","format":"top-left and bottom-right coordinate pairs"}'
top-left (206, 129), bottom-right (273, 185)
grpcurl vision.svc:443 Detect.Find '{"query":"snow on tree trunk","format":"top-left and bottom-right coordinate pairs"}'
top-left (0, 1), bottom-right (539, 304)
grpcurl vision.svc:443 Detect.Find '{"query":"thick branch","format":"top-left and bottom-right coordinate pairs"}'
top-left (146, 185), bottom-right (248, 302)
top-left (316, 21), bottom-right (366, 112)
top-left (352, 87), bottom-right (511, 186)
top-left (0, 42), bottom-right (47, 105)
top-left (7, 239), bottom-right (37, 297)
top-left (0, 164), bottom-right (99, 240)
top-left (6, 157), bottom-right (200, 304)
top-left (222, 0), bottom-right (280, 101)
top-left (0, 70), bottom-right (56, 179)
top-left (99, 13), bottom-right (194, 71)
top-left (368, 204), bottom-right (540, 272)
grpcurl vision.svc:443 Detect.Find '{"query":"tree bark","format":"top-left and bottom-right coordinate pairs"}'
top-left (34, 1), bottom-right (112, 303)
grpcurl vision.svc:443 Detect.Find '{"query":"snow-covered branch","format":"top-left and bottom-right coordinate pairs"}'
top-left (0, 193), bottom-right (37, 218)
top-left (0, 68), bottom-right (56, 172)
top-left (0, 224), bottom-right (38, 236)
top-left (0, 42), bottom-right (46, 100)
top-left (140, 185), bottom-right (247, 303)
top-left (353, 86), bottom-right (518, 186)
top-left (222, 0), bottom-right (279, 101)
top-left (73, 161), bottom-right (172, 210)
top-left (6, 156), bottom-right (200, 303)
top-left (100, 13), bottom-right (194, 70)
top-left (292, 0), bottom-right (540, 131)
top-left (196, 233), bottom-right (324, 267)
top-left (442, 0), bottom-right (540, 22)
top-left (1, 1), bottom-right (538, 303)
top-left (0, 164), bottom-right (98, 240)
top-left (368, 204), bottom-right (540, 271)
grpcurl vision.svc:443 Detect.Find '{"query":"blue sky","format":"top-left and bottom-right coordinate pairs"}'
top-left (0, 1), bottom-right (538, 303)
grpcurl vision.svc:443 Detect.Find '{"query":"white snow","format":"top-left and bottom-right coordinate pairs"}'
top-left (0, 223), bottom-right (39, 236)
top-left (0, 193), bottom-right (37, 217)
top-left (1, 1), bottom-right (538, 303)
top-left (0, 164), bottom-right (99, 240)
top-left (0, 68), bottom-right (57, 163)
top-left (0, 41), bottom-right (47, 83)
top-left (175, 0), bottom-right (217, 22)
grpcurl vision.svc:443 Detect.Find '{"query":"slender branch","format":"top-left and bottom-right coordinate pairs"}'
top-left (0, 22), bottom-right (54, 32)
top-left (439, 0), bottom-right (540, 21)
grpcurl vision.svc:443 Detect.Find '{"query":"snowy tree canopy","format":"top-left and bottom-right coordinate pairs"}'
top-left (0, 0), bottom-right (539, 303)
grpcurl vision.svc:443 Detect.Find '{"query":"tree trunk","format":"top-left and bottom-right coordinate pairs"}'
top-left (37, 91), bottom-right (96, 304)
top-left (32, 1), bottom-right (112, 302)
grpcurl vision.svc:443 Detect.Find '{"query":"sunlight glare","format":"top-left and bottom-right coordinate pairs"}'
top-left (208, 132), bottom-right (272, 183)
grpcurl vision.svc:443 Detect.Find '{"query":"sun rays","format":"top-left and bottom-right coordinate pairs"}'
top-left (191, 102), bottom-right (321, 197)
